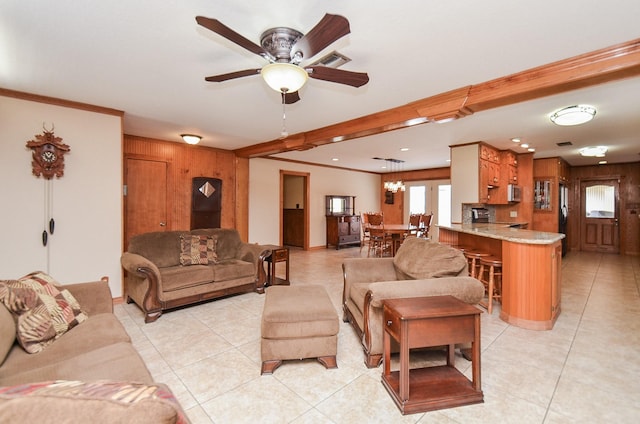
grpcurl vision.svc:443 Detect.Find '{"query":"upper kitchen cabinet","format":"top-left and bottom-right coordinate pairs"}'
top-left (451, 142), bottom-right (521, 218)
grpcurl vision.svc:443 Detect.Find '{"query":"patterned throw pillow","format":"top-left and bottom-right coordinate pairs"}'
top-left (0, 380), bottom-right (189, 424)
top-left (179, 235), bottom-right (217, 266)
top-left (0, 272), bottom-right (88, 354)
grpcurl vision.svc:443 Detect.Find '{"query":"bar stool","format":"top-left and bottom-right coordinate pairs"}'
top-left (463, 250), bottom-right (489, 279)
top-left (478, 256), bottom-right (503, 314)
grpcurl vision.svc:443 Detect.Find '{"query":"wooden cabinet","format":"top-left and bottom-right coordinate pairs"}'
top-left (326, 215), bottom-right (361, 249)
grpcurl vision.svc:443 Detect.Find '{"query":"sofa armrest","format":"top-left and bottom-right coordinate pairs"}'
top-left (64, 278), bottom-right (113, 315)
top-left (237, 243), bottom-right (267, 265)
top-left (120, 252), bottom-right (163, 323)
top-left (366, 277), bottom-right (485, 308)
top-left (342, 258), bottom-right (398, 308)
top-left (120, 252), bottom-right (161, 278)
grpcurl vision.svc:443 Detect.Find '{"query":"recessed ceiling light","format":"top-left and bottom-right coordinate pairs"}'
top-left (511, 138), bottom-right (521, 143)
top-left (332, 158), bottom-right (339, 161)
top-left (579, 146), bottom-right (608, 157)
top-left (528, 148), bottom-right (536, 152)
top-left (521, 143), bottom-right (529, 148)
top-left (598, 160), bottom-right (607, 164)
top-left (400, 147), bottom-right (409, 152)
top-left (550, 105), bottom-right (596, 126)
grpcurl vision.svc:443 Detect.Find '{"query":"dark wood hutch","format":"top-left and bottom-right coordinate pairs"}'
top-left (325, 195), bottom-right (361, 249)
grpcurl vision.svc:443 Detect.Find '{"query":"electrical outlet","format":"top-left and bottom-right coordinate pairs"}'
top-left (510, 211), bottom-right (517, 218)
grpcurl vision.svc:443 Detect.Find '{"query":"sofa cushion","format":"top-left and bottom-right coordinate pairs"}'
top-left (179, 235), bottom-right (217, 266)
top-left (159, 265), bottom-right (215, 292)
top-left (0, 341), bottom-right (153, 387)
top-left (0, 313), bottom-right (132, 384)
top-left (0, 272), bottom-right (88, 354)
top-left (211, 259), bottom-right (255, 282)
top-left (0, 304), bottom-right (15, 366)
top-left (393, 237), bottom-right (467, 280)
top-left (0, 380), bottom-right (187, 424)
top-left (128, 231), bottom-right (187, 268)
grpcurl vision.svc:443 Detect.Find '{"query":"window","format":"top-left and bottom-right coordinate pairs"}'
top-left (585, 185), bottom-right (615, 218)
top-left (409, 186), bottom-right (425, 214)
top-left (438, 185), bottom-right (451, 226)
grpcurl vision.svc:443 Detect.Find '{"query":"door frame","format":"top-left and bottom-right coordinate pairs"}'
top-left (280, 170), bottom-right (310, 250)
top-left (577, 175), bottom-right (621, 253)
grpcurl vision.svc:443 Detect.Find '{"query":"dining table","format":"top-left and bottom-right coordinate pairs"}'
top-left (381, 224), bottom-right (419, 256)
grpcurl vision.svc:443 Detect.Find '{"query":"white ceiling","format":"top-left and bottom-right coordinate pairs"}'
top-left (2, 0), bottom-right (639, 172)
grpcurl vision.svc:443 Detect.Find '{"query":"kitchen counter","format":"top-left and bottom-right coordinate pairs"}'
top-left (440, 223), bottom-right (564, 245)
top-left (438, 224), bottom-right (563, 330)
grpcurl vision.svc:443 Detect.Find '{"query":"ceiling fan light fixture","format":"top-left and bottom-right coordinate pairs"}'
top-left (261, 63), bottom-right (308, 93)
top-left (181, 134), bottom-right (201, 145)
top-left (550, 105), bottom-right (596, 126)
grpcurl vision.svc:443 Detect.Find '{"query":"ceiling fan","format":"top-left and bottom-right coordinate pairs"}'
top-left (195, 14), bottom-right (369, 104)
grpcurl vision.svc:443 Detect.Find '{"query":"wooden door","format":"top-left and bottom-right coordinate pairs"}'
top-left (580, 179), bottom-right (619, 253)
top-left (124, 158), bottom-right (168, 247)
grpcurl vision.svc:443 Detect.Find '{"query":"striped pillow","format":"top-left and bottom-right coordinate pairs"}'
top-left (0, 272), bottom-right (87, 354)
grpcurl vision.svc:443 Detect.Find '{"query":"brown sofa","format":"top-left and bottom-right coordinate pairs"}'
top-left (342, 237), bottom-right (485, 367)
top-left (0, 276), bottom-right (189, 423)
top-left (121, 228), bottom-right (268, 323)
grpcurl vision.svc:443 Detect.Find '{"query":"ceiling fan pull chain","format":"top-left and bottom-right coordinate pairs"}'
top-left (280, 91), bottom-right (288, 138)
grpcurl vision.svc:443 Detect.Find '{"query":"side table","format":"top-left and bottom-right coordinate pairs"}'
top-left (381, 295), bottom-right (483, 414)
top-left (263, 245), bottom-right (290, 287)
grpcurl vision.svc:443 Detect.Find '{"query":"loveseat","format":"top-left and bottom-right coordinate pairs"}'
top-left (121, 228), bottom-right (268, 323)
top-left (0, 272), bottom-right (189, 423)
top-left (342, 237), bottom-right (485, 367)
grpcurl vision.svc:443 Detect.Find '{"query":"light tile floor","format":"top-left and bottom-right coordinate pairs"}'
top-left (115, 248), bottom-right (640, 423)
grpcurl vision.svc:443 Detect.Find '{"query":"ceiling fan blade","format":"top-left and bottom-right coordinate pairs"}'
top-left (306, 66), bottom-right (369, 88)
top-left (291, 14), bottom-right (350, 61)
top-left (283, 91), bottom-right (301, 104)
top-left (196, 16), bottom-right (271, 60)
top-left (205, 69), bottom-right (261, 82)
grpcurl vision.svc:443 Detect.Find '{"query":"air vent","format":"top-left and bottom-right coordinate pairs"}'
top-left (309, 51), bottom-right (351, 68)
top-left (556, 141), bottom-right (573, 147)
top-left (373, 157), bottom-right (404, 163)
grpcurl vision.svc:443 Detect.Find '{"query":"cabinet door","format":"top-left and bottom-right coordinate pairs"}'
top-left (508, 165), bottom-right (518, 184)
top-left (349, 216), bottom-right (361, 234)
top-left (338, 221), bottom-right (349, 236)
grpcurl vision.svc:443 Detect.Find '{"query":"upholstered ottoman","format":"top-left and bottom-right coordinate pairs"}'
top-left (261, 285), bottom-right (339, 374)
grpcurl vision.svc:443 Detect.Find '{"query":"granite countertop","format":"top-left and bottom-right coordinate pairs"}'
top-left (438, 223), bottom-right (565, 244)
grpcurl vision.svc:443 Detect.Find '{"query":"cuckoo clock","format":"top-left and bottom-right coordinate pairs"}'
top-left (26, 126), bottom-right (70, 179)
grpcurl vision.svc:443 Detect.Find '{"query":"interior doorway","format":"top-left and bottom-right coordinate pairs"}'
top-left (580, 178), bottom-right (620, 253)
top-left (280, 171), bottom-right (310, 250)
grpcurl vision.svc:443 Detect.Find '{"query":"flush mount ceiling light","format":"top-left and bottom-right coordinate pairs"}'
top-left (550, 105), bottom-right (596, 126)
top-left (181, 134), bottom-right (202, 145)
top-left (261, 63), bottom-right (309, 93)
top-left (579, 146), bottom-right (608, 157)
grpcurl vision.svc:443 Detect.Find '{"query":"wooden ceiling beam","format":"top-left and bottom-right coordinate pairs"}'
top-left (234, 38), bottom-right (640, 158)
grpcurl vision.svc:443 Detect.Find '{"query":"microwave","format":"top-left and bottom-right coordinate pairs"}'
top-left (507, 184), bottom-right (522, 202)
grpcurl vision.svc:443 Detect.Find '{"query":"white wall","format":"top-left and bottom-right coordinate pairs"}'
top-left (249, 158), bottom-right (380, 247)
top-left (0, 95), bottom-right (123, 296)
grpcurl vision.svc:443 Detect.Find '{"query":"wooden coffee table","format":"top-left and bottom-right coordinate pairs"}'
top-left (381, 295), bottom-right (483, 414)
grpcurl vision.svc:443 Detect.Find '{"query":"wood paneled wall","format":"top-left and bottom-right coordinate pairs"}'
top-left (569, 162), bottom-right (640, 255)
top-left (123, 135), bottom-right (248, 240)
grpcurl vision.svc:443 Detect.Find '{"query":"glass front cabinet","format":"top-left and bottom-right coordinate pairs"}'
top-left (325, 196), bottom-right (361, 249)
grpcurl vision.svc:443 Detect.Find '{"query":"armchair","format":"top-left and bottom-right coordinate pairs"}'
top-left (342, 237), bottom-right (484, 367)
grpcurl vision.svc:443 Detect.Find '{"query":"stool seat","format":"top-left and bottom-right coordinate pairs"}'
top-left (463, 251), bottom-right (490, 278)
top-left (478, 256), bottom-right (503, 314)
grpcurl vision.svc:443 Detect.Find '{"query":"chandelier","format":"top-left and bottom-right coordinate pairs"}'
top-left (383, 158), bottom-right (406, 193)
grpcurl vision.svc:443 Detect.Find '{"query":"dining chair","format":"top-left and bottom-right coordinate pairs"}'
top-left (420, 214), bottom-right (433, 238)
top-left (366, 213), bottom-right (390, 257)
